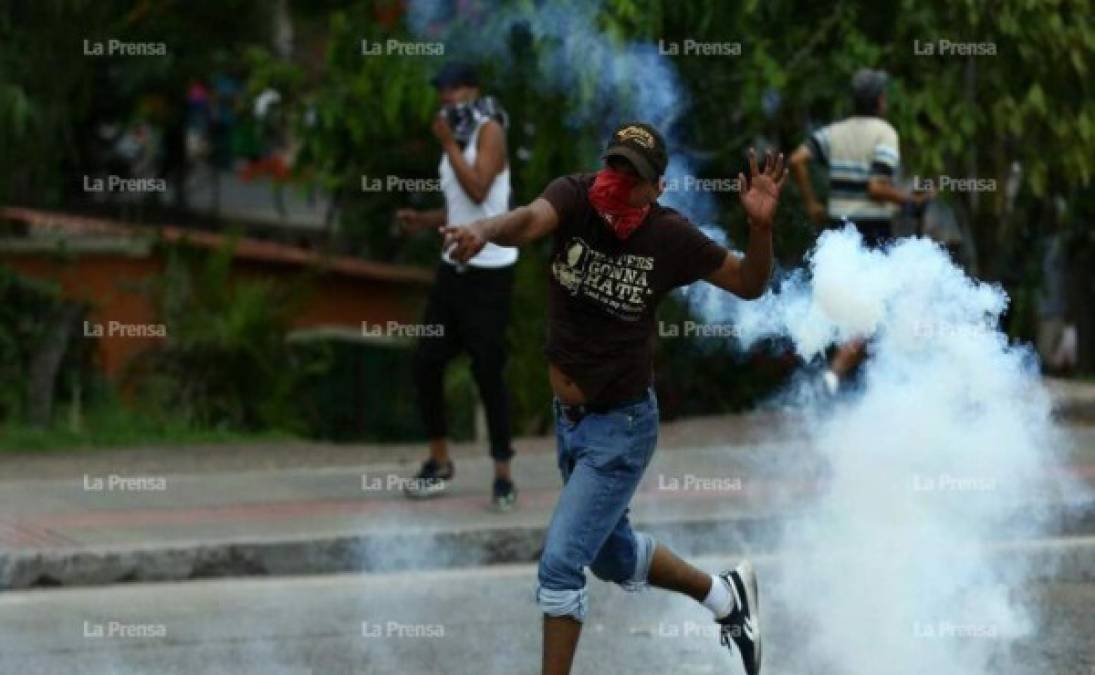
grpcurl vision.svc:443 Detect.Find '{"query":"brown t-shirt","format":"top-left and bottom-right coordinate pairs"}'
top-left (540, 173), bottom-right (727, 405)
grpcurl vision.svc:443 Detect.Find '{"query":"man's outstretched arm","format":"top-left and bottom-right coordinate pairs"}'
top-left (866, 176), bottom-right (931, 206)
top-left (442, 197), bottom-right (559, 262)
top-left (706, 149), bottom-right (786, 299)
top-left (705, 225), bottom-right (773, 300)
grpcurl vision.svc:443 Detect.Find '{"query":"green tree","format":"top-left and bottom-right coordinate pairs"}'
top-left (0, 0), bottom-right (273, 208)
top-left (125, 239), bottom-right (314, 431)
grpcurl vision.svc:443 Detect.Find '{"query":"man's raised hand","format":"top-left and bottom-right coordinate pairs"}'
top-left (738, 148), bottom-right (788, 230)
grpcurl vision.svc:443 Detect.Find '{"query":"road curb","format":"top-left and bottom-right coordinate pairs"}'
top-left (2, 506), bottom-right (1093, 590)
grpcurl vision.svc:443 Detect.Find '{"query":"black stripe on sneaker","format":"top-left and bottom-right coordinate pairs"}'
top-left (730, 571), bottom-right (751, 618)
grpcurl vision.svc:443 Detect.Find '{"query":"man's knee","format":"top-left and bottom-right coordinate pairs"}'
top-left (589, 548), bottom-right (633, 584)
top-left (590, 531), bottom-right (655, 591)
top-left (538, 547), bottom-right (583, 589)
top-left (537, 549), bottom-right (588, 621)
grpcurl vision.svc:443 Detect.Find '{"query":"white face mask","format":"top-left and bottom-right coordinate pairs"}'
top-left (441, 97), bottom-right (509, 147)
top-left (442, 101), bottom-right (479, 147)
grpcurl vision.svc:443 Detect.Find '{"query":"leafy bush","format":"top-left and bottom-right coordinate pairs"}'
top-left (0, 265), bottom-right (71, 422)
top-left (124, 239), bottom-right (315, 433)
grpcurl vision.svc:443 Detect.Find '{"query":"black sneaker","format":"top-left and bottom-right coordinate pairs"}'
top-left (491, 477), bottom-right (517, 512)
top-left (716, 560), bottom-right (762, 675)
top-left (403, 459), bottom-right (454, 499)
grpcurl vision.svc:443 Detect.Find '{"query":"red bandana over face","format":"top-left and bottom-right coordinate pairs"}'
top-left (588, 168), bottom-right (650, 240)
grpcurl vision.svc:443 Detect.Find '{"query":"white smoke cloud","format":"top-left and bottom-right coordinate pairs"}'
top-left (716, 226), bottom-right (1081, 674)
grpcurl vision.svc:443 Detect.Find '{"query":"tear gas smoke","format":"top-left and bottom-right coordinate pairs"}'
top-left (702, 226), bottom-right (1083, 674)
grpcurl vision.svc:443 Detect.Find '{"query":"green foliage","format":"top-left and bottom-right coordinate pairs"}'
top-left (289, 335), bottom-right (474, 443)
top-left (0, 0), bottom-right (272, 206)
top-left (0, 265), bottom-right (65, 421)
top-left (244, 4), bottom-right (441, 258)
top-left (0, 397), bottom-right (291, 453)
top-left (658, 0), bottom-right (1093, 276)
top-left (125, 239), bottom-right (315, 432)
top-left (4, 0), bottom-right (1093, 442)
top-left (507, 252), bottom-right (553, 434)
top-left (268, 0), bottom-right (1093, 423)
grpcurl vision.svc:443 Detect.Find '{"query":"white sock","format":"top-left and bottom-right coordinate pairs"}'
top-left (822, 369), bottom-right (840, 395)
top-left (702, 574), bottom-right (736, 619)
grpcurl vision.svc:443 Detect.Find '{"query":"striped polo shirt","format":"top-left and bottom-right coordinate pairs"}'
top-left (806, 115), bottom-right (900, 223)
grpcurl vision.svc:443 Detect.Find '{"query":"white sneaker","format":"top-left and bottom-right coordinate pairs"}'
top-left (715, 560), bottom-right (762, 675)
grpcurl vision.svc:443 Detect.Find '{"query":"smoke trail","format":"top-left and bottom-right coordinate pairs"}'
top-left (726, 226), bottom-right (1083, 674)
top-left (407, 0), bottom-right (719, 223)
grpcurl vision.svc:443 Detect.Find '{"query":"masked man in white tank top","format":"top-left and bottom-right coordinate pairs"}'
top-left (396, 62), bottom-right (519, 510)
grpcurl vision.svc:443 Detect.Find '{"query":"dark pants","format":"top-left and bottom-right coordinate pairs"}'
top-left (413, 262), bottom-right (515, 462)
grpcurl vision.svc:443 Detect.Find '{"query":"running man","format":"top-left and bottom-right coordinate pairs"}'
top-left (443, 122), bottom-right (785, 675)
top-left (396, 61), bottom-right (519, 509)
top-left (789, 68), bottom-right (930, 392)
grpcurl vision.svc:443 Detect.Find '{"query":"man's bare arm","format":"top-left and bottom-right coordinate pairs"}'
top-left (706, 149), bottom-right (784, 299)
top-left (705, 227), bottom-right (773, 300)
top-left (867, 176), bottom-right (929, 205)
top-left (416, 209), bottom-right (446, 227)
top-left (441, 198), bottom-right (559, 262)
top-left (441, 120), bottom-right (507, 204)
top-left (395, 208), bottom-right (446, 234)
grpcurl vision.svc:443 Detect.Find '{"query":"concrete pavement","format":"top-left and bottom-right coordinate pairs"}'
top-left (0, 421), bottom-right (823, 588)
top-left (3, 556), bottom-right (1095, 674)
top-left (1, 383), bottom-right (1094, 590)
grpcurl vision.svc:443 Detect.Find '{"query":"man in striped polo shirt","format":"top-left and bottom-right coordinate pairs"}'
top-left (789, 68), bottom-right (931, 392)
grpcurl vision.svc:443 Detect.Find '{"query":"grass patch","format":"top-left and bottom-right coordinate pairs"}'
top-left (0, 404), bottom-right (296, 453)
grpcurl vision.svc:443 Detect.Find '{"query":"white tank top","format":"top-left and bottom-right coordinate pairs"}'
top-left (439, 116), bottom-right (518, 268)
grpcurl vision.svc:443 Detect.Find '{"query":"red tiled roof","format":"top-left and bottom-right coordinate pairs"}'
top-left (0, 207), bottom-right (434, 285)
